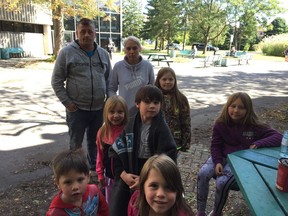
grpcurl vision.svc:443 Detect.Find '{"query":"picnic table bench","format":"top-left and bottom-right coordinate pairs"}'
top-left (238, 54), bottom-right (253, 65)
top-left (204, 54), bottom-right (222, 67)
top-left (9, 47), bottom-right (25, 58)
top-left (227, 147), bottom-right (288, 216)
top-left (147, 53), bottom-right (173, 67)
top-left (179, 50), bottom-right (193, 57)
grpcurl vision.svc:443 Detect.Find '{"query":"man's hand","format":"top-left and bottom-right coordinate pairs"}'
top-left (66, 103), bottom-right (78, 112)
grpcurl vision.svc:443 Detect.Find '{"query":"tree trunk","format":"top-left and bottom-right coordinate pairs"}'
top-left (52, 4), bottom-right (64, 58)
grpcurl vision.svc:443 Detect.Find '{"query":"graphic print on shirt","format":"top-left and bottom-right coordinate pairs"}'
top-left (242, 131), bottom-right (255, 140)
top-left (64, 194), bottom-right (99, 216)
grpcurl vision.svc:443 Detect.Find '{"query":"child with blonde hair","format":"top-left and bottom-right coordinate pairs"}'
top-left (96, 95), bottom-right (128, 203)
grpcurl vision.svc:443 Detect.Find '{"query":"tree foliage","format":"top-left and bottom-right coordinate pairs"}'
top-left (229, 0), bottom-right (283, 50)
top-left (187, 0), bottom-right (229, 54)
top-left (185, 0), bottom-right (283, 53)
top-left (265, 17), bottom-right (288, 36)
top-left (122, 0), bottom-right (145, 38)
top-left (141, 0), bottom-right (182, 50)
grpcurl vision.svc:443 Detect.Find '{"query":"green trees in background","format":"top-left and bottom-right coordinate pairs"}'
top-left (122, 0), bottom-right (285, 53)
top-left (186, 0), bottom-right (283, 52)
top-left (140, 0), bottom-right (182, 51)
top-left (122, 0), bottom-right (145, 38)
top-left (265, 17), bottom-right (288, 36)
top-left (187, 0), bottom-right (229, 54)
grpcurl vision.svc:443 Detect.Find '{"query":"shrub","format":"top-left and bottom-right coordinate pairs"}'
top-left (257, 33), bottom-right (288, 56)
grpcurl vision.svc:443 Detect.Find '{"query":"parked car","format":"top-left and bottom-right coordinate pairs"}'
top-left (166, 43), bottom-right (182, 50)
top-left (192, 43), bottom-right (219, 52)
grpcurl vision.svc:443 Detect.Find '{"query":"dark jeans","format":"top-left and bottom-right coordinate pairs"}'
top-left (66, 108), bottom-right (103, 170)
top-left (109, 179), bottom-right (132, 216)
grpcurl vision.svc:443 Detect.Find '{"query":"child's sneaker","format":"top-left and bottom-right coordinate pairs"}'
top-left (208, 210), bottom-right (215, 216)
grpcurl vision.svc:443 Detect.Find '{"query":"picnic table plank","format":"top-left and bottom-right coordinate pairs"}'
top-left (255, 164), bottom-right (288, 214)
top-left (251, 147), bottom-right (281, 158)
top-left (232, 149), bottom-right (279, 169)
top-left (228, 154), bottom-right (285, 216)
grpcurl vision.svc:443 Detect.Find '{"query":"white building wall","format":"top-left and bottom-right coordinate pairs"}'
top-left (0, 32), bottom-right (45, 57)
top-left (0, 1), bottom-right (52, 57)
top-left (0, 1), bottom-right (52, 25)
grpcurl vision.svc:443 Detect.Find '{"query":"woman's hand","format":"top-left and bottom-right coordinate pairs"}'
top-left (215, 163), bottom-right (223, 176)
top-left (249, 144), bottom-right (257, 149)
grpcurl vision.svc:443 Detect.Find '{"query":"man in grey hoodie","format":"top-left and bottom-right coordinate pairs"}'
top-left (51, 18), bottom-right (111, 172)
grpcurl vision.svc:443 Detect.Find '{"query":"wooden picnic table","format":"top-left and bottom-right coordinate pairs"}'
top-left (227, 147), bottom-right (288, 216)
top-left (147, 53), bottom-right (173, 66)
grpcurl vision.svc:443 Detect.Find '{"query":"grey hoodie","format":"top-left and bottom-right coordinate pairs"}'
top-left (107, 56), bottom-right (154, 110)
top-left (51, 41), bottom-right (111, 111)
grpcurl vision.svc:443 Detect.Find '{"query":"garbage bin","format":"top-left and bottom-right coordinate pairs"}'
top-left (1, 48), bottom-right (10, 59)
top-left (169, 50), bottom-right (176, 58)
top-left (221, 58), bottom-right (229, 67)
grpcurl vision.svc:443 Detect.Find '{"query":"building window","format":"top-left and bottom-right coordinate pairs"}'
top-left (2, 21), bottom-right (13, 31)
top-left (14, 22), bottom-right (24, 32)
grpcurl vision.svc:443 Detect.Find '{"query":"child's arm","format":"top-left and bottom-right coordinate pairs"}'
top-left (93, 185), bottom-right (109, 216)
top-left (210, 124), bottom-right (226, 165)
top-left (179, 95), bottom-right (191, 151)
top-left (96, 130), bottom-right (105, 186)
top-left (154, 115), bottom-right (177, 161)
top-left (253, 126), bottom-right (282, 148)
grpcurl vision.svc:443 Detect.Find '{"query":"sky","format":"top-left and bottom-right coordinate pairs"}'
top-left (279, 1), bottom-right (288, 23)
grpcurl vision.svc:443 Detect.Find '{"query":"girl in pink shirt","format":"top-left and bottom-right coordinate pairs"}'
top-left (96, 95), bottom-right (128, 203)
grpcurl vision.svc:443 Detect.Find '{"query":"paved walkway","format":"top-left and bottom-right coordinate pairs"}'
top-left (0, 54), bottom-right (287, 215)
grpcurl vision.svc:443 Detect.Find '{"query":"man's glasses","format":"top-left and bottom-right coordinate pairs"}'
top-left (126, 46), bottom-right (138, 51)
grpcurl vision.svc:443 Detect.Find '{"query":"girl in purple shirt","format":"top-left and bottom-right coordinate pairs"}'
top-left (196, 92), bottom-right (282, 216)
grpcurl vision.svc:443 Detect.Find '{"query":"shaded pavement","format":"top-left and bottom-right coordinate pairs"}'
top-left (0, 54), bottom-right (287, 215)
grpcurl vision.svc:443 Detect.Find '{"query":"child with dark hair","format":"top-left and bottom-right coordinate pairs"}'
top-left (155, 67), bottom-right (191, 152)
top-left (109, 85), bottom-right (177, 216)
top-left (196, 92), bottom-right (282, 216)
top-left (46, 149), bottom-right (109, 216)
top-left (128, 154), bottom-right (194, 216)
